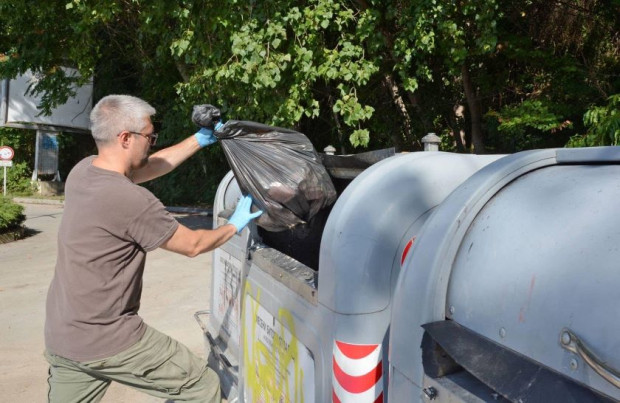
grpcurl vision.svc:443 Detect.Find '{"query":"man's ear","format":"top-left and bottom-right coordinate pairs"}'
top-left (118, 131), bottom-right (132, 148)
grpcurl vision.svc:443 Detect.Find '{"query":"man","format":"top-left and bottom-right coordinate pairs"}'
top-left (44, 94), bottom-right (261, 402)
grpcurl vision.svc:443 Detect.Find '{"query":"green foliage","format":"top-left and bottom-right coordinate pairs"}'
top-left (1, 0), bottom-right (620, 203)
top-left (0, 127), bottom-right (35, 165)
top-left (0, 128), bottom-right (95, 196)
top-left (490, 100), bottom-right (571, 134)
top-left (0, 196), bottom-right (25, 231)
top-left (0, 1), bottom-right (96, 114)
top-left (146, 148), bottom-right (228, 206)
top-left (567, 94), bottom-right (620, 147)
top-left (5, 161), bottom-right (35, 195)
top-left (0, 128), bottom-right (36, 195)
top-left (485, 100), bottom-right (573, 151)
top-left (173, 0), bottom-right (381, 148)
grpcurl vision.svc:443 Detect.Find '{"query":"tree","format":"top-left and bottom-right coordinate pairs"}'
top-left (1, 0), bottom-right (619, 203)
top-left (568, 94), bottom-right (620, 146)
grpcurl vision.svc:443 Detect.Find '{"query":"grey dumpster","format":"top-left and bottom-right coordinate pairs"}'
top-left (207, 151), bottom-right (502, 402)
top-left (390, 147), bottom-right (620, 402)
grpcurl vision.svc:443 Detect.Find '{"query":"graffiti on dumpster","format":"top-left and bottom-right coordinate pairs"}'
top-left (213, 249), bottom-right (242, 342)
top-left (243, 288), bottom-right (315, 403)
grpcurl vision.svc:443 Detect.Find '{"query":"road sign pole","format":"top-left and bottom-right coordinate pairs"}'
top-left (32, 131), bottom-right (40, 181)
top-left (0, 146), bottom-right (15, 196)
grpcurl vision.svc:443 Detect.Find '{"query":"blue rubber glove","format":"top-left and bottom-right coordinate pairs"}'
top-left (194, 122), bottom-right (223, 147)
top-left (228, 195), bottom-right (263, 233)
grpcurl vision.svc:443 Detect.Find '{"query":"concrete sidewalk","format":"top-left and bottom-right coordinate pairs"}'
top-left (0, 203), bottom-right (216, 402)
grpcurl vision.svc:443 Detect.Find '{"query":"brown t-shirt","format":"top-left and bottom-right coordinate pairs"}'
top-left (45, 156), bottom-right (179, 361)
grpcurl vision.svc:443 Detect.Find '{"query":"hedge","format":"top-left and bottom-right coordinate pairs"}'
top-left (0, 197), bottom-right (25, 232)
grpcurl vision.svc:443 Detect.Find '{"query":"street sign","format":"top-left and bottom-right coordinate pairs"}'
top-left (0, 146), bottom-right (14, 160)
top-left (1, 149), bottom-right (12, 196)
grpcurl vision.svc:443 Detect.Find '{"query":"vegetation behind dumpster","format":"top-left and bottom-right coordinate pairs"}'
top-left (1, 0), bottom-right (619, 205)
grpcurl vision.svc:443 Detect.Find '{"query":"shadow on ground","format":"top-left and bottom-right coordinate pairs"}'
top-left (0, 226), bottom-right (40, 244)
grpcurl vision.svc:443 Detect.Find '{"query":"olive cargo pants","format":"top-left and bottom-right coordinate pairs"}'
top-left (45, 326), bottom-right (221, 403)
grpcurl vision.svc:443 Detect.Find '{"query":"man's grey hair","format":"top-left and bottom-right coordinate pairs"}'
top-left (90, 95), bottom-right (156, 144)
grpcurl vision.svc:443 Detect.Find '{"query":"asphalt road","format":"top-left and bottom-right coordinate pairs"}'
top-left (0, 202), bottom-right (216, 402)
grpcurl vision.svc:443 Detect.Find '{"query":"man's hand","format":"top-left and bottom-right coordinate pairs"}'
top-left (194, 127), bottom-right (217, 147)
top-left (228, 195), bottom-right (263, 233)
top-left (194, 121), bottom-right (223, 148)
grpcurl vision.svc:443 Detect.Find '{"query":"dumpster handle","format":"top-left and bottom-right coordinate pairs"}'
top-left (194, 310), bottom-right (211, 334)
top-left (560, 328), bottom-right (620, 389)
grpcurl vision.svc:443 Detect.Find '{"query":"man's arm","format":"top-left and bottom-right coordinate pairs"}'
top-left (160, 195), bottom-right (263, 257)
top-left (132, 125), bottom-right (218, 184)
top-left (132, 136), bottom-right (201, 184)
top-left (161, 223), bottom-right (236, 257)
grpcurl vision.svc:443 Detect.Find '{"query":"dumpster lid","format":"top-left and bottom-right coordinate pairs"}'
top-left (321, 148), bottom-right (396, 179)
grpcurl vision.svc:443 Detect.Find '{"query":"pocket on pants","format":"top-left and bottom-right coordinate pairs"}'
top-left (126, 330), bottom-right (205, 396)
top-left (132, 355), bottom-right (190, 395)
top-left (107, 326), bottom-right (207, 396)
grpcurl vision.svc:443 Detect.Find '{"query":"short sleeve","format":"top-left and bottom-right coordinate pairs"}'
top-left (126, 189), bottom-right (179, 251)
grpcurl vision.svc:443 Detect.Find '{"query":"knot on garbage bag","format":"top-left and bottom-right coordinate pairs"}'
top-left (192, 104), bottom-right (221, 129)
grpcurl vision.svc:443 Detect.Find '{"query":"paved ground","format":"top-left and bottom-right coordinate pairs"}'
top-left (0, 202), bottom-right (216, 402)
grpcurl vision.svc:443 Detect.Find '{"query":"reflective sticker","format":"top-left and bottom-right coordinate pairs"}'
top-left (333, 341), bottom-right (383, 403)
top-left (400, 236), bottom-right (416, 266)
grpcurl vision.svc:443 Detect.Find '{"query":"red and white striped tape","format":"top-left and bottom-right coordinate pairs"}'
top-left (332, 340), bottom-right (383, 403)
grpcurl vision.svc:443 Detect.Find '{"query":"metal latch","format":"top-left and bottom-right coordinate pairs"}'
top-left (560, 328), bottom-right (620, 389)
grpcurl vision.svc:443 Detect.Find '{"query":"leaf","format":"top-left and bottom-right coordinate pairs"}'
top-left (349, 129), bottom-right (370, 147)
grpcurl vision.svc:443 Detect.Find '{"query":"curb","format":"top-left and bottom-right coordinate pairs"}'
top-left (13, 197), bottom-right (64, 206)
top-left (0, 226), bottom-right (26, 244)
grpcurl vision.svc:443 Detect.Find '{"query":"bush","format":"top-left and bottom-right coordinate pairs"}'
top-left (0, 197), bottom-right (25, 232)
top-left (5, 161), bottom-right (36, 195)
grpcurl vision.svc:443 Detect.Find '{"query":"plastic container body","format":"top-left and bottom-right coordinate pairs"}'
top-left (208, 152), bottom-right (501, 402)
top-left (390, 147), bottom-right (620, 402)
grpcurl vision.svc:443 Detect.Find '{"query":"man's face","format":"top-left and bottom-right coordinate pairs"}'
top-left (132, 118), bottom-right (155, 169)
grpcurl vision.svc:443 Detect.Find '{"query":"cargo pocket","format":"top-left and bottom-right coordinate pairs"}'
top-left (122, 327), bottom-right (206, 397)
top-left (132, 356), bottom-right (190, 395)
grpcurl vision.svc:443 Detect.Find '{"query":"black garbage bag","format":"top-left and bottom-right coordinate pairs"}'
top-left (192, 105), bottom-right (337, 232)
top-left (192, 104), bottom-right (221, 128)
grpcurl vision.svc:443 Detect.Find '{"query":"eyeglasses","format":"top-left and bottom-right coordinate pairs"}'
top-left (128, 131), bottom-right (158, 146)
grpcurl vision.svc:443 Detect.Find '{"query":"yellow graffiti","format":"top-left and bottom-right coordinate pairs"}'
top-left (243, 283), bottom-right (306, 402)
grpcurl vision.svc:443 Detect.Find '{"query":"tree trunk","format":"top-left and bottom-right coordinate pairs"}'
top-left (175, 62), bottom-right (190, 83)
top-left (446, 105), bottom-right (467, 152)
top-left (328, 95), bottom-right (347, 155)
top-left (461, 64), bottom-right (485, 153)
top-left (383, 74), bottom-right (412, 152)
top-left (354, 0), bottom-right (421, 150)
top-left (405, 91), bottom-right (432, 143)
